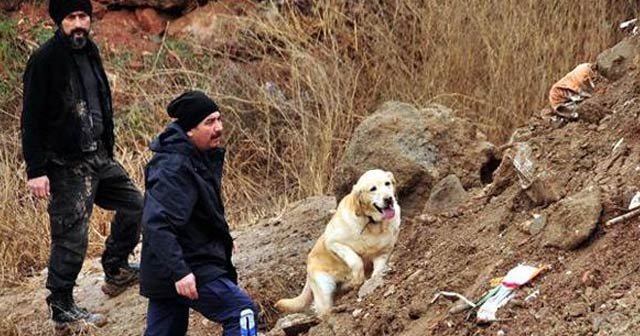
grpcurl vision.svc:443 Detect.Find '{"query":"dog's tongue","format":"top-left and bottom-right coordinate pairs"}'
top-left (382, 207), bottom-right (395, 219)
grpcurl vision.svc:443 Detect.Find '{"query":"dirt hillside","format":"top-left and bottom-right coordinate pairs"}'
top-left (4, 47), bottom-right (640, 336)
top-left (288, 56), bottom-right (640, 336)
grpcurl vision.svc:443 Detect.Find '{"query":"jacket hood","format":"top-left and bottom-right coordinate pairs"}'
top-left (150, 123), bottom-right (199, 156)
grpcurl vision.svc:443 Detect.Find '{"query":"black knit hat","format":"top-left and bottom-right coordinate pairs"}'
top-left (167, 90), bottom-right (219, 131)
top-left (49, 0), bottom-right (93, 26)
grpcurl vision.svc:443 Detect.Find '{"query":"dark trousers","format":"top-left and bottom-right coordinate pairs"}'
top-left (144, 277), bottom-right (258, 336)
top-left (46, 150), bottom-right (142, 293)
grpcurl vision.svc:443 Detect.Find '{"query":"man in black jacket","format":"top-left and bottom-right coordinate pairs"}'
top-left (20, 0), bottom-right (142, 328)
top-left (141, 91), bottom-right (258, 336)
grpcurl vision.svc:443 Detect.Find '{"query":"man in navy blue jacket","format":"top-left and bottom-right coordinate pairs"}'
top-left (140, 91), bottom-right (258, 336)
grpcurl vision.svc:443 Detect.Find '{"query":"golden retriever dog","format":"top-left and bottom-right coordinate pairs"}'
top-left (275, 169), bottom-right (401, 317)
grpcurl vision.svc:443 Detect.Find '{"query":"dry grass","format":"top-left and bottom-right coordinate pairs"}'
top-left (0, 0), bottom-right (637, 292)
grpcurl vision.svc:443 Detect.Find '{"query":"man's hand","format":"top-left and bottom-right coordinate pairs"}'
top-left (27, 176), bottom-right (50, 198)
top-left (175, 273), bottom-right (198, 300)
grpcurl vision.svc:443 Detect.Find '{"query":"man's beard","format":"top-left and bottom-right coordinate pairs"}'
top-left (66, 28), bottom-right (89, 49)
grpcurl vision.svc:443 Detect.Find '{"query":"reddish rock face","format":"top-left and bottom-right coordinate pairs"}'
top-left (94, 0), bottom-right (194, 11)
top-left (167, 0), bottom-right (255, 40)
top-left (92, 9), bottom-right (159, 56)
top-left (135, 7), bottom-right (167, 35)
top-left (91, 1), bottom-right (109, 20)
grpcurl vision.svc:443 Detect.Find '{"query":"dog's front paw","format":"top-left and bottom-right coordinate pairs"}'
top-left (357, 276), bottom-right (384, 298)
top-left (343, 273), bottom-right (365, 291)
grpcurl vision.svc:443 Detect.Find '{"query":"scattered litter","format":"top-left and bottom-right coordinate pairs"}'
top-left (476, 286), bottom-right (513, 323)
top-left (620, 18), bottom-right (638, 29)
top-left (513, 143), bottom-right (535, 189)
top-left (629, 192), bottom-right (640, 210)
top-left (604, 192), bottom-right (640, 226)
top-left (620, 18), bottom-right (639, 35)
top-left (489, 277), bottom-right (503, 288)
top-left (512, 142), bottom-right (560, 205)
top-left (548, 63), bottom-right (596, 118)
top-left (431, 291), bottom-right (477, 309)
top-left (476, 264), bottom-right (548, 323)
top-left (606, 206), bottom-right (640, 226)
top-left (435, 264), bottom-right (548, 323)
top-left (612, 138), bottom-right (625, 153)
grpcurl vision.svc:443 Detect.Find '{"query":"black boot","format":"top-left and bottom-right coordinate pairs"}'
top-left (46, 291), bottom-right (107, 329)
top-left (101, 262), bottom-right (139, 297)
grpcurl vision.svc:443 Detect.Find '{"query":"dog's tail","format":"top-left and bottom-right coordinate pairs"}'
top-left (275, 276), bottom-right (313, 313)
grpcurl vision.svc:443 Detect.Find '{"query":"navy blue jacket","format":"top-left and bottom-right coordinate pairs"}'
top-left (140, 123), bottom-right (237, 299)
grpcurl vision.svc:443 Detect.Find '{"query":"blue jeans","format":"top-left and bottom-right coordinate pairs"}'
top-left (144, 277), bottom-right (258, 336)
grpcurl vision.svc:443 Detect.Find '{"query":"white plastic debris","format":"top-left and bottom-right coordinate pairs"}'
top-left (431, 291), bottom-right (477, 308)
top-left (476, 264), bottom-right (546, 323)
top-left (513, 143), bottom-right (535, 188)
top-left (476, 285), bottom-right (515, 322)
top-left (629, 192), bottom-right (640, 210)
top-left (620, 18), bottom-right (638, 29)
top-left (620, 18), bottom-right (639, 35)
top-left (612, 138), bottom-right (625, 153)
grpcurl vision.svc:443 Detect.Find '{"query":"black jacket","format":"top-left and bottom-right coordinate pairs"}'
top-left (21, 30), bottom-right (114, 179)
top-left (140, 123), bottom-right (237, 299)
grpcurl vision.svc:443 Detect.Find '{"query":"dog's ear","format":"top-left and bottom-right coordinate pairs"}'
top-left (349, 187), bottom-right (366, 217)
top-left (387, 171), bottom-right (398, 200)
top-left (387, 171), bottom-right (396, 186)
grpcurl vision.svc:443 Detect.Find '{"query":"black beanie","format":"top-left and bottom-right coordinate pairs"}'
top-left (49, 0), bottom-right (93, 26)
top-left (167, 90), bottom-right (219, 131)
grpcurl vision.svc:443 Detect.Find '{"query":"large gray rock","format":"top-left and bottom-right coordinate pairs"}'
top-left (334, 101), bottom-right (496, 212)
top-left (543, 186), bottom-right (602, 250)
top-left (426, 175), bottom-right (468, 214)
top-left (596, 35), bottom-right (640, 81)
top-left (273, 313), bottom-right (320, 336)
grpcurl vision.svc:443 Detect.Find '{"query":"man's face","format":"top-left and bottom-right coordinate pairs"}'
top-left (187, 111), bottom-right (224, 151)
top-left (61, 11), bottom-right (91, 49)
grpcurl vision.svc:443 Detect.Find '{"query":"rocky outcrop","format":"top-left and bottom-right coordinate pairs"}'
top-left (426, 175), bottom-right (469, 214)
top-left (334, 101), bottom-right (496, 212)
top-left (596, 35), bottom-right (640, 81)
top-left (543, 186), bottom-right (602, 250)
top-left (134, 7), bottom-right (167, 35)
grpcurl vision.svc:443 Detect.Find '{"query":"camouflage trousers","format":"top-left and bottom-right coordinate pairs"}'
top-left (46, 149), bottom-right (142, 294)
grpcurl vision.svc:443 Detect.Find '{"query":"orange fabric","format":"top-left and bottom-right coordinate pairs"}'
top-left (548, 63), bottom-right (594, 110)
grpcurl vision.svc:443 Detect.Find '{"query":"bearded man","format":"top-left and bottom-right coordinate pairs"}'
top-left (20, 0), bottom-right (143, 329)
